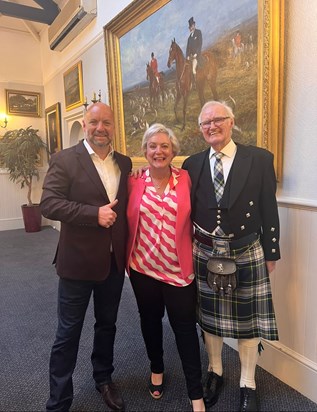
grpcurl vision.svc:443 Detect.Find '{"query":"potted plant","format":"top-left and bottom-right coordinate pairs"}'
top-left (0, 126), bottom-right (47, 232)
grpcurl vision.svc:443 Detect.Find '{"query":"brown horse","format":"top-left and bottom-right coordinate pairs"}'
top-left (146, 63), bottom-right (165, 108)
top-left (167, 38), bottom-right (218, 130)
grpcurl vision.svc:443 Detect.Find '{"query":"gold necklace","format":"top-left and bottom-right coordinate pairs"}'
top-left (150, 173), bottom-right (170, 189)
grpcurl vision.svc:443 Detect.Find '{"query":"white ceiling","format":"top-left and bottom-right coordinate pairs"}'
top-left (0, 0), bottom-right (67, 37)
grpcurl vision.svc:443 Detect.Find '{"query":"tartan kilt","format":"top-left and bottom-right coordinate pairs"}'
top-left (193, 237), bottom-right (279, 340)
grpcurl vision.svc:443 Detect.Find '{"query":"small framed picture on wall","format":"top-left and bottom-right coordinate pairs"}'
top-left (6, 89), bottom-right (41, 117)
top-left (63, 61), bottom-right (84, 111)
top-left (45, 102), bottom-right (62, 156)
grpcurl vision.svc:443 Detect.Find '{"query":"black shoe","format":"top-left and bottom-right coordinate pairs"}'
top-left (240, 387), bottom-right (258, 411)
top-left (97, 382), bottom-right (125, 411)
top-left (203, 371), bottom-right (223, 407)
top-left (149, 375), bottom-right (164, 399)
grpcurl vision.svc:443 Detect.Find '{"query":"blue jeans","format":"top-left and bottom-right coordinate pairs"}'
top-left (46, 258), bottom-right (125, 412)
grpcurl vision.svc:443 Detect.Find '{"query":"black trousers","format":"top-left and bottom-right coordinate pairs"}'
top-left (129, 268), bottom-right (203, 400)
top-left (46, 257), bottom-right (125, 412)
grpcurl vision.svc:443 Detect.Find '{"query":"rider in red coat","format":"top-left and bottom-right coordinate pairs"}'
top-left (150, 52), bottom-right (160, 83)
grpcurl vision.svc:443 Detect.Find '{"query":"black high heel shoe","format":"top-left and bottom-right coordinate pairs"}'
top-left (149, 375), bottom-right (164, 399)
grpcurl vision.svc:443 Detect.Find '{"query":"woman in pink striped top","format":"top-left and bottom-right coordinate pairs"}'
top-left (126, 124), bottom-right (205, 412)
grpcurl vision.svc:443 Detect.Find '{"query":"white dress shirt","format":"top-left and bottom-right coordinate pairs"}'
top-left (84, 139), bottom-right (120, 201)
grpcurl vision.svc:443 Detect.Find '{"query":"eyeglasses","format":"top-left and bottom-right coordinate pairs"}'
top-left (199, 116), bottom-right (230, 129)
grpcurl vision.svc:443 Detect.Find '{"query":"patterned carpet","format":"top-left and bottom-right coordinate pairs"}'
top-left (0, 226), bottom-right (316, 411)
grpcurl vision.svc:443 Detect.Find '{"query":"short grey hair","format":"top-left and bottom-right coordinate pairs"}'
top-left (141, 123), bottom-right (180, 155)
top-left (198, 100), bottom-right (235, 125)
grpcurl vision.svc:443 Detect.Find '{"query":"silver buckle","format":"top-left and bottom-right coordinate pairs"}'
top-left (212, 239), bottom-right (230, 253)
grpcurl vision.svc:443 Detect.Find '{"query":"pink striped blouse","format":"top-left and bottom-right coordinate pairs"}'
top-left (129, 167), bottom-right (194, 287)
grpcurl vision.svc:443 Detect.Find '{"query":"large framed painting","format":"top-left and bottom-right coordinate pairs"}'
top-left (63, 61), bottom-right (84, 111)
top-left (45, 103), bottom-right (62, 156)
top-left (6, 89), bottom-right (41, 117)
top-left (104, 0), bottom-right (284, 180)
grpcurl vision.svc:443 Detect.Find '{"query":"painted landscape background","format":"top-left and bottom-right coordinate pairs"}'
top-left (120, 0), bottom-right (258, 158)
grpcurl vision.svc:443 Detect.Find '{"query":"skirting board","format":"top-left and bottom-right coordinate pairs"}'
top-left (0, 217), bottom-right (24, 231)
top-left (0, 217), bottom-right (58, 232)
top-left (224, 338), bottom-right (317, 404)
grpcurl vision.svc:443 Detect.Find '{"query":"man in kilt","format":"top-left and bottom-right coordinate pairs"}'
top-left (182, 100), bottom-right (280, 411)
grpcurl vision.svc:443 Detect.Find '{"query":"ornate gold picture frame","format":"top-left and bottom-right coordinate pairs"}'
top-left (45, 102), bottom-right (62, 157)
top-left (6, 89), bottom-right (41, 117)
top-left (63, 61), bottom-right (84, 112)
top-left (104, 0), bottom-right (284, 180)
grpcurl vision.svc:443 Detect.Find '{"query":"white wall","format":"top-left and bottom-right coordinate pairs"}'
top-left (280, 0), bottom-right (317, 204)
top-left (0, 29), bottom-right (46, 229)
top-left (0, 30), bottom-right (43, 84)
top-left (1, 0), bottom-right (317, 404)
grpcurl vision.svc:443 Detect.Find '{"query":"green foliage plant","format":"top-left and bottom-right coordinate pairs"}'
top-left (0, 126), bottom-right (46, 206)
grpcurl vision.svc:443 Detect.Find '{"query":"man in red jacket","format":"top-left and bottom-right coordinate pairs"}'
top-left (150, 52), bottom-right (160, 83)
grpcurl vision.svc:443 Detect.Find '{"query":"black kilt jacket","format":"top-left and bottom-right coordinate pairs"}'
top-left (182, 143), bottom-right (280, 261)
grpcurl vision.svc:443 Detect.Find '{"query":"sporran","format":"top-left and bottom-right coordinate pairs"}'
top-left (207, 256), bottom-right (237, 296)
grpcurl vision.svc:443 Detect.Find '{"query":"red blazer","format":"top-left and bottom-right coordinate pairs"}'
top-left (126, 168), bottom-right (194, 279)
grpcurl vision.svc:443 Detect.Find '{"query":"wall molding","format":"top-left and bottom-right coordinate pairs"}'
top-left (225, 338), bottom-right (317, 404)
top-left (278, 197), bottom-right (317, 210)
top-left (0, 217), bottom-right (24, 231)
